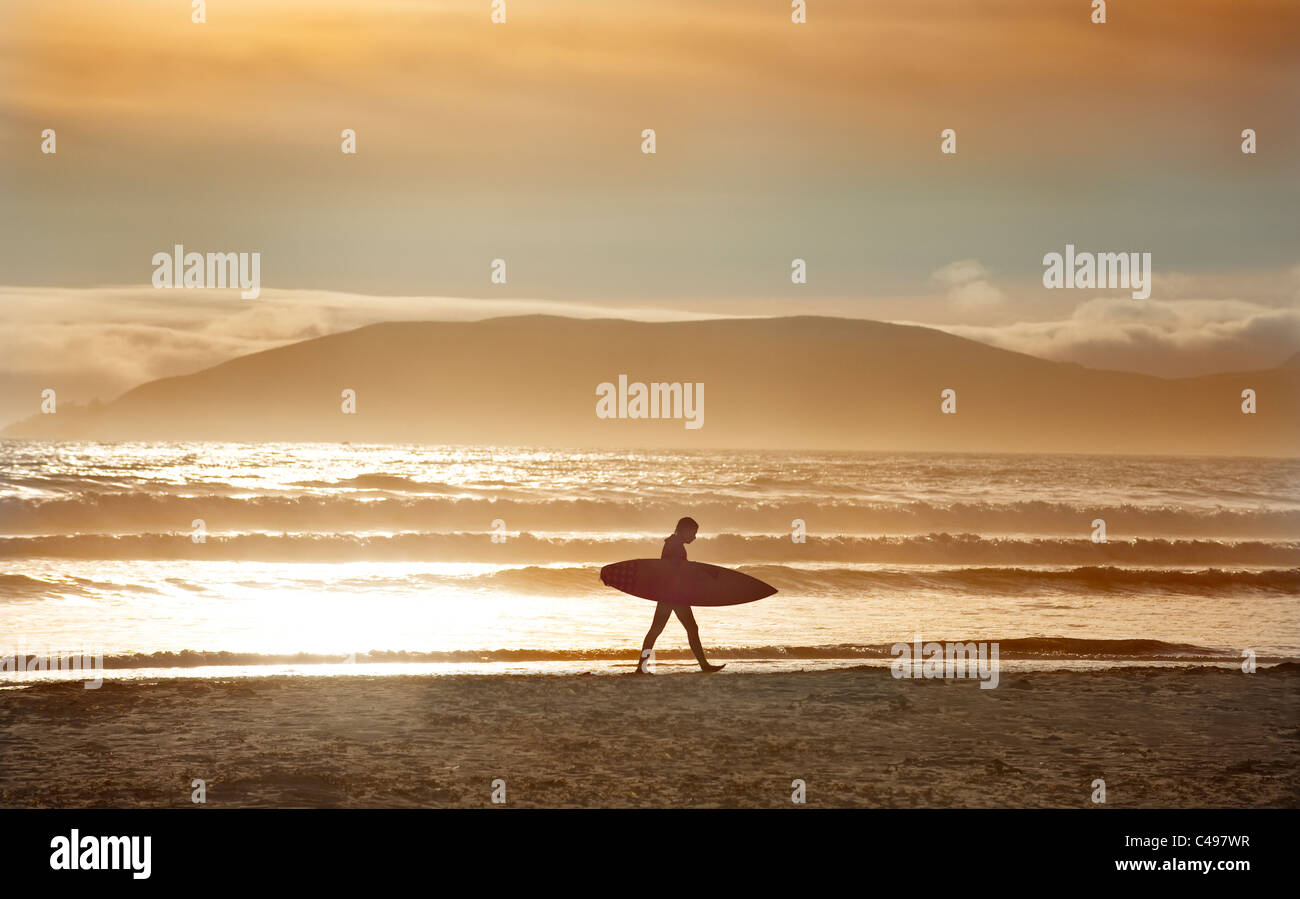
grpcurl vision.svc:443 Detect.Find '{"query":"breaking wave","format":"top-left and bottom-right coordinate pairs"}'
top-left (2, 531), bottom-right (1297, 567)
top-left (3, 494), bottom-right (1298, 538)
top-left (5, 561), bottom-right (1296, 599)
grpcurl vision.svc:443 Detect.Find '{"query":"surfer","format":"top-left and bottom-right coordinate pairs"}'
top-left (635, 517), bottom-right (726, 674)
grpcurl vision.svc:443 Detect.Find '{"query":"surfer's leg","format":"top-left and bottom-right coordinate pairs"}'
top-left (637, 602), bottom-right (672, 672)
top-left (672, 605), bottom-right (725, 673)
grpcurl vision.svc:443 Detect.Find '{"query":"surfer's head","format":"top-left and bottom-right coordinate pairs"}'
top-left (675, 516), bottom-right (699, 542)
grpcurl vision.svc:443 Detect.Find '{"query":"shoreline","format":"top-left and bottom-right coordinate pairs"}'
top-left (2, 665), bottom-right (1296, 808)
top-left (0, 657), bottom-right (1294, 687)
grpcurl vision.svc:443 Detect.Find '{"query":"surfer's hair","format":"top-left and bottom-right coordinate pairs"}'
top-left (675, 517), bottom-right (699, 534)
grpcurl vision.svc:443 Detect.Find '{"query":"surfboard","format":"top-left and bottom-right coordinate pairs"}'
top-left (599, 558), bottom-right (777, 607)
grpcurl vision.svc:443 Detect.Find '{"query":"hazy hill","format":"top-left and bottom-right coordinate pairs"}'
top-left (5, 315), bottom-right (1297, 454)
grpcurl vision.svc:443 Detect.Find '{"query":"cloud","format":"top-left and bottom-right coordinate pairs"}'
top-left (932, 297), bottom-right (1300, 377)
top-left (931, 259), bottom-right (1008, 311)
top-left (932, 259), bottom-right (990, 285)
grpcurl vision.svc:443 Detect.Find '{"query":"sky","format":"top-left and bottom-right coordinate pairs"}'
top-left (1, 0), bottom-right (1297, 426)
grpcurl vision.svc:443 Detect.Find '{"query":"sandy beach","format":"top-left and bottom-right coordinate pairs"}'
top-left (2, 665), bottom-right (1296, 808)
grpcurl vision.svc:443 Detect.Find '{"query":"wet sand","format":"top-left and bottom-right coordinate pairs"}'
top-left (1, 665), bottom-right (1296, 808)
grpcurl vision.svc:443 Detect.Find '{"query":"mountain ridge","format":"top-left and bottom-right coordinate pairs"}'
top-left (6, 315), bottom-right (1297, 455)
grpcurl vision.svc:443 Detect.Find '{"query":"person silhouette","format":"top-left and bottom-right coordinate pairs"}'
top-left (635, 517), bottom-right (726, 674)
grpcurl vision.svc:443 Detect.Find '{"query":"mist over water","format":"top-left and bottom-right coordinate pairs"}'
top-left (2, 441), bottom-right (1297, 678)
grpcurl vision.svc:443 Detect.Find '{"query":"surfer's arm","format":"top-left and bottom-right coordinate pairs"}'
top-left (661, 538), bottom-right (687, 566)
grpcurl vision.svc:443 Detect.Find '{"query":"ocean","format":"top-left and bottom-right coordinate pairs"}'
top-left (2, 441), bottom-right (1297, 681)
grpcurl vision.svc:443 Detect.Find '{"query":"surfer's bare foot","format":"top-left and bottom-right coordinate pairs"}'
top-left (700, 662), bottom-right (725, 673)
